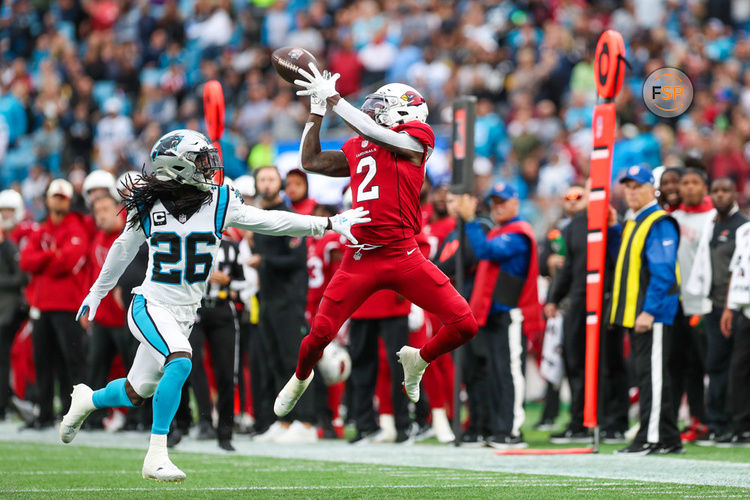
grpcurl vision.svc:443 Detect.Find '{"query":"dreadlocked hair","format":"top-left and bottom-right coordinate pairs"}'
top-left (119, 168), bottom-right (213, 231)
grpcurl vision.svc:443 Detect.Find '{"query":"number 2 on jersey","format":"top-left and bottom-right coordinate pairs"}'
top-left (356, 156), bottom-right (379, 202)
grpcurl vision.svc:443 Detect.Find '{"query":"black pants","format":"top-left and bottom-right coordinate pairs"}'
top-left (248, 316), bottom-right (274, 433)
top-left (349, 316), bottom-right (410, 433)
top-left (600, 326), bottom-right (629, 433)
top-left (237, 319), bottom-right (252, 421)
top-left (461, 329), bottom-right (491, 437)
top-left (32, 311), bottom-right (86, 423)
top-left (86, 323), bottom-right (137, 426)
top-left (630, 323), bottom-right (680, 446)
top-left (704, 307), bottom-right (733, 431)
top-left (484, 310), bottom-right (526, 438)
top-left (0, 307), bottom-right (26, 417)
top-left (259, 300), bottom-right (313, 424)
top-left (190, 303), bottom-right (238, 441)
top-left (669, 306), bottom-right (706, 423)
top-left (730, 312), bottom-right (750, 433)
top-left (562, 300), bottom-right (586, 430)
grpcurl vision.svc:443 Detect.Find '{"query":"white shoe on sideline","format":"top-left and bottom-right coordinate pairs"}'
top-left (60, 384), bottom-right (96, 444)
top-left (142, 454), bottom-right (186, 482)
top-left (274, 372), bottom-right (314, 417)
top-left (396, 346), bottom-right (428, 403)
top-left (432, 408), bottom-right (455, 443)
top-left (371, 414), bottom-right (397, 443)
top-left (274, 420), bottom-right (318, 444)
top-left (253, 421), bottom-right (287, 443)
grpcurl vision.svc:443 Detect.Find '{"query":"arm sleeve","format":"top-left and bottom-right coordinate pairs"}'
top-left (642, 219), bottom-right (679, 318)
top-left (19, 231), bottom-right (53, 273)
top-left (465, 221), bottom-right (529, 263)
top-left (332, 98), bottom-right (425, 153)
top-left (607, 224), bottom-right (622, 261)
top-left (89, 224), bottom-right (147, 299)
top-left (225, 191), bottom-right (327, 238)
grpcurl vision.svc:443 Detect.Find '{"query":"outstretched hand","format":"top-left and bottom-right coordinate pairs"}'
top-left (329, 207), bottom-right (371, 245)
top-left (295, 63), bottom-right (340, 103)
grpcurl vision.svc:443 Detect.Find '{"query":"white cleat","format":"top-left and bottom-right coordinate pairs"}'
top-left (59, 384), bottom-right (96, 444)
top-left (142, 455), bottom-right (186, 483)
top-left (274, 372), bottom-right (314, 417)
top-left (397, 346), bottom-right (428, 403)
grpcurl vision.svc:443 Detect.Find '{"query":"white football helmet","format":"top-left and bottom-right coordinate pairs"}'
top-left (117, 171), bottom-right (142, 191)
top-left (150, 129), bottom-right (222, 191)
top-left (83, 169), bottom-right (119, 205)
top-left (234, 175), bottom-right (256, 197)
top-left (317, 343), bottom-right (352, 386)
top-left (0, 189), bottom-right (25, 230)
top-left (361, 83), bottom-right (428, 128)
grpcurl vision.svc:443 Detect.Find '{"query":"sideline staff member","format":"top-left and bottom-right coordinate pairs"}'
top-left (609, 165), bottom-right (682, 455)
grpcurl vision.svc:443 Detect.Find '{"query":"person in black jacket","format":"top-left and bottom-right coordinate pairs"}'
top-left (544, 183), bottom-right (629, 444)
top-left (250, 166), bottom-right (317, 443)
top-left (434, 192), bottom-right (493, 445)
top-left (0, 224), bottom-right (26, 420)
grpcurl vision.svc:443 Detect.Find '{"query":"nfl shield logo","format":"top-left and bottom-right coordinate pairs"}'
top-left (178, 214), bottom-right (187, 223)
top-left (361, 140), bottom-right (369, 148)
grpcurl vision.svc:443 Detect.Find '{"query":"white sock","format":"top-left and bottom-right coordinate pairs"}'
top-left (148, 434), bottom-right (168, 460)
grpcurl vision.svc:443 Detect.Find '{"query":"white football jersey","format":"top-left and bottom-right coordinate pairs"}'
top-left (134, 185), bottom-right (237, 306)
top-left (88, 184), bottom-right (330, 318)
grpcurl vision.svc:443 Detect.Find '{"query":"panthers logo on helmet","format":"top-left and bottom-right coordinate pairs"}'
top-left (401, 91), bottom-right (425, 106)
top-left (151, 134), bottom-right (183, 161)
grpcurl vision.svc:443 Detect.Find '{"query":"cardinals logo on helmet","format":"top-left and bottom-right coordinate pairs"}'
top-left (401, 91), bottom-right (425, 106)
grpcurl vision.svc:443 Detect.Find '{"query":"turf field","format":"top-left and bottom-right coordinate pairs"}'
top-left (2, 406), bottom-right (750, 499)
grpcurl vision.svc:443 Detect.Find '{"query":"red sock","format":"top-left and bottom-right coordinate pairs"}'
top-left (295, 334), bottom-right (327, 379)
top-left (419, 314), bottom-right (477, 363)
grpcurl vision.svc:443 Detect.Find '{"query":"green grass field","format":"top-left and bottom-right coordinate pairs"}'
top-left (2, 404), bottom-right (750, 498)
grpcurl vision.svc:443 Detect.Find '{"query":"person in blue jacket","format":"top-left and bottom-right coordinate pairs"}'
top-left (457, 182), bottom-right (543, 449)
top-left (608, 164), bottom-right (682, 455)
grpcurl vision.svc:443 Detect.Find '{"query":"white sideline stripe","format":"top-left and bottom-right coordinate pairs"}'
top-left (591, 149), bottom-right (610, 160)
top-left (508, 308), bottom-right (526, 437)
top-left (1, 485), bottom-right (542, 493)
top-left (647, 323), bottom-right (664, 443)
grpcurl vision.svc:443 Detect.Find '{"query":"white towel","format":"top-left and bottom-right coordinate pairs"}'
top-left (727, 222), bottom-right (750, 310)
top-left (685, 217), bottom-right (714, 300)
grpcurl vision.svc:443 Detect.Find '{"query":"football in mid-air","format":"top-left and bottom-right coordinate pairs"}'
top-left (271, 47), bottom-right (319, 85)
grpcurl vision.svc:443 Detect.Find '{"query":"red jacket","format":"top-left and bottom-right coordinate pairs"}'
top-left (19, 213), bottom-right (89, 312)
top-left (88, 228), bottom-right (125, 327)
top-left (469, 220), bottom-right (544, 336)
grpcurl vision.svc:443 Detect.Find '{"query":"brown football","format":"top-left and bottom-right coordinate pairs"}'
top-left (271, 47), bottom-right (319, 86)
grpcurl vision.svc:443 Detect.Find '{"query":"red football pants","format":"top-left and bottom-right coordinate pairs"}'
top-left (297, 238), bottom-right (477, 379)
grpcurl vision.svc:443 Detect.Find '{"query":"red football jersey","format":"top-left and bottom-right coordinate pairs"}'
top-left (306, 231), bottom-right (345, 322)
top-left (341, 121), bottom-right (435, 245)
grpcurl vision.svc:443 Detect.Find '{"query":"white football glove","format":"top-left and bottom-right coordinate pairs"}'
top-left (329, 207), bottom-right (370, 245)
top-left (76, 293), bottom-right (102, 322)
top-left (295, 62), bottom-right (340, 102)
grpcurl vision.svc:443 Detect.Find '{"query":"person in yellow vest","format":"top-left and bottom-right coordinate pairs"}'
top-left (609, 165), bottom-right (683, 455)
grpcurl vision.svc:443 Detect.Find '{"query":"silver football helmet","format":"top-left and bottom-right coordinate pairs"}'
top-left (150, 129), bottom-right (223, 191)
